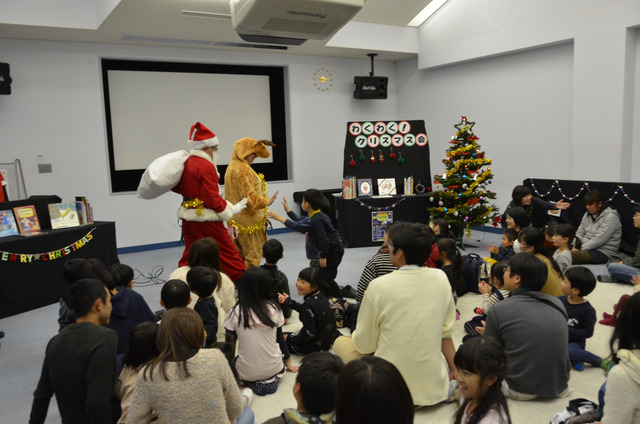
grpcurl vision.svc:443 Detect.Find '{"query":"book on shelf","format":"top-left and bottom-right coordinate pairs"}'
top-left (342, 176), bottom-right (356, 199)
top-left (48, 203), bottom-right (81, 229)
top-left (377, 178), bottom-right (397, 196)
top-left (0, 209), bottom-right (19, 237)
top-left (75, 196), bottom-right (93, 224)
top-left (13, 205), bottom-right (42, 235)
top-left (404, 176), bottom-right (414, 195)
top-left (357, 178), bottom-right (373, 197)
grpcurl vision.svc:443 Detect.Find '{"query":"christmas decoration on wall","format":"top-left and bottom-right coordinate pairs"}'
top-left (427, 116), bottom-right (500, 238)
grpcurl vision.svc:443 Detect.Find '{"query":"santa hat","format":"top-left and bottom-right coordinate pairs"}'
top-left (188, 122), bottom-right (219, 150)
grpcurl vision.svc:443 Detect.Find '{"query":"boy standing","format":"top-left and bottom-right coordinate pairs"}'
top-left (264, 352), bottom-right (344, 424)
top-left (261, 239), bottom-right (292, 321)
top-left (560, 266), bottom-right (613, 371)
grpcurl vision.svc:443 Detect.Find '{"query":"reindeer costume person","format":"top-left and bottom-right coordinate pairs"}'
top-left (224, 138), bottom-right (279, 267)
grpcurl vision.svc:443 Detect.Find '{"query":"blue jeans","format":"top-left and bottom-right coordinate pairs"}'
top-left (237, 406), bottom-right (255, 424)
top-left (568, 342), bottom-right (601, 367)
top-left (607, 263), bottom-right (640, 285)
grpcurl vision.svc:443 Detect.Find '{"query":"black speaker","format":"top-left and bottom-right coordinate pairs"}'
top-left (353, 76), bottom-right (388, 100)
top-left (0, 62), bottom-right (12, 95)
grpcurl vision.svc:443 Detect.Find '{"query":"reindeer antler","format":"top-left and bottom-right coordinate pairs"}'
top-left (258, 139), bottom-right (276, 147)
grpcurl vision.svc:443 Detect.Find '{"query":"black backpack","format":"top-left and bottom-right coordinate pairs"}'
top-left (458, 253), bottom-right (490, 296)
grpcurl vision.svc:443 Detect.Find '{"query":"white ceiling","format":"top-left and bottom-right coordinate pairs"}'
top-left (0, 0), bottom-right (432, 61)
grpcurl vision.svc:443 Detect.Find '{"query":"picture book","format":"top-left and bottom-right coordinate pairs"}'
top-left (76, 196), bottom-right (93, 224)
top-left (377, 178), bottom-right (397, 196)
top-left (0, 209), bottom-right (19, 237)
top-left (357, 178), bottom-right (373, 197)
top-left (13, 205), bottom-right (42, 235)
top-left (404, 176), bottom-right (414, 195)
top-left (342, 176), bottom-right (356, 199)
top-left (48, 203), bottom-right (81, 229)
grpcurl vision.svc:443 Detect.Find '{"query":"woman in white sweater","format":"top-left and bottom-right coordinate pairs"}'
top-left (169, 237), bottom-right (236, 342)
top-left (126, 308), bottom-right (247, 424)
top-left (600, 291), bottom-right (640, 423)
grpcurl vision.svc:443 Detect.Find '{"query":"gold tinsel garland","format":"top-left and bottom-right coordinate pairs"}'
top-left (447, 142), bottom-right (478, 158)
top-left (180, 198), bottom-right (206, 215)
top-left (445, 158), bottom-right (491, 179)
top-left (227, 173), bottom-right (269, 235)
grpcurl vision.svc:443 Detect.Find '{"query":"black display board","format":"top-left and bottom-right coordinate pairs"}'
top-left (524, 178), bottom-right (640, 255)
top-left (342, 120), bottom-right (432, 195)
top-left (335, 194), bottom-right (433, 248)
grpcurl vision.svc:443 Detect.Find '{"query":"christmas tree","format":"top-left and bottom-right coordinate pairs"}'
top-left (427, 116), bottom-right (500, 238)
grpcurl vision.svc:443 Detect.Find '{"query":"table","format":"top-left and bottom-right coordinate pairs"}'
top-left (0, 221), bottom-right (119, 318)
top-left (335, 194), bottom-right (433, 247)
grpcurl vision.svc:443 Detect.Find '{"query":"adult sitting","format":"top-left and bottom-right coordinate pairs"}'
top-left (333, 221), bottom-right (457, 407)
top-left (169, 237), bottom-right (236, 341)
top-left (599, 206), bottom-right (640, 284)
top-left (504, 206), bottom-right (530, 253)
top-left (502, 185), bottom-right (570, 229)
top-left (483, 253), bottom-right (570, 400)
top-left (30, 279), bottom-right (118, 424)
top-left (572, 190), bottom-right (622, 264)
top-left (126, 307), bottom-right (250, 424)
top-left (518, 227), bottom-right (564, 297)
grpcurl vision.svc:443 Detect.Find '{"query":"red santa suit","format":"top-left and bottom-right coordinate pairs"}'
top-left (172, 124), bottom-right (247, 282)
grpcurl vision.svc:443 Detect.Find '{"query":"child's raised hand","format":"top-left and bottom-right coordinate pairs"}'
top-left (487, 244), bottom-right (499, 254)
top-left (281, 197), bottom-right (290, 213)
top-left (277, 292), bottom-right (289, 304)
top-left (268, 210), bottom-right (285, 223)
top-left (478, 280), bottom-right (492, 295)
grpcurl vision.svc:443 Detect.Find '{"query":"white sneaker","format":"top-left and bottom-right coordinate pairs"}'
top-left (242, 387), bottom-right (254, 407)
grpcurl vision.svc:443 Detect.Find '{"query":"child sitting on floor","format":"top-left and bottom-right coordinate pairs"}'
top-left (260, 239), bottom-right (292, 323)
top-left (263, 352), bottom-right (344, 424)
top-left (436, 237), bottom-right (462, 304)
top-left (453, 337), bottom-right (512, 424)
top-left (278, 267), bottom-right (337, 356)
top-left (224, 267), bottom-right (296, 396)
top-left (560, 266), bottom-right (612, 371)
top-left (464, 261), bottom-right (509, 338)
top-left (552, 223), bottom-right (575, 275)
top-left (187, 266), bottom-right (219, 348)
top-left (487, 229), bottom-right (517, 264)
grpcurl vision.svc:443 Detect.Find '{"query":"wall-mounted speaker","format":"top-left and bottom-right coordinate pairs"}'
top-left (353, 76), bottom-right (387, 100)
top-left (0, 63), bottom-right (12, 95)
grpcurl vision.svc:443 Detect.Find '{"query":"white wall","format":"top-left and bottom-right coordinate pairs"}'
top-left (1, 0), bottom-right (639, 248)
top-left (400, 0), bottom-right (640, 212)
top-left (0, 39), bottom-right (397, 247)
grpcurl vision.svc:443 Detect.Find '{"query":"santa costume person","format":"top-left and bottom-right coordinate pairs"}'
top-left (172, 122), bottom-right (247, 282)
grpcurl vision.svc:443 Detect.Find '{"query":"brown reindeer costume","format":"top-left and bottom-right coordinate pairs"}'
top-left (224, 138), bottom-right (276, 267)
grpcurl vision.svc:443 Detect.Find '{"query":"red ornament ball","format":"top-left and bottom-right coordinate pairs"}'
top-left (390, 152), bottom-right (396, 159)
top-left (350, 160), bottom-right (356, 167)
